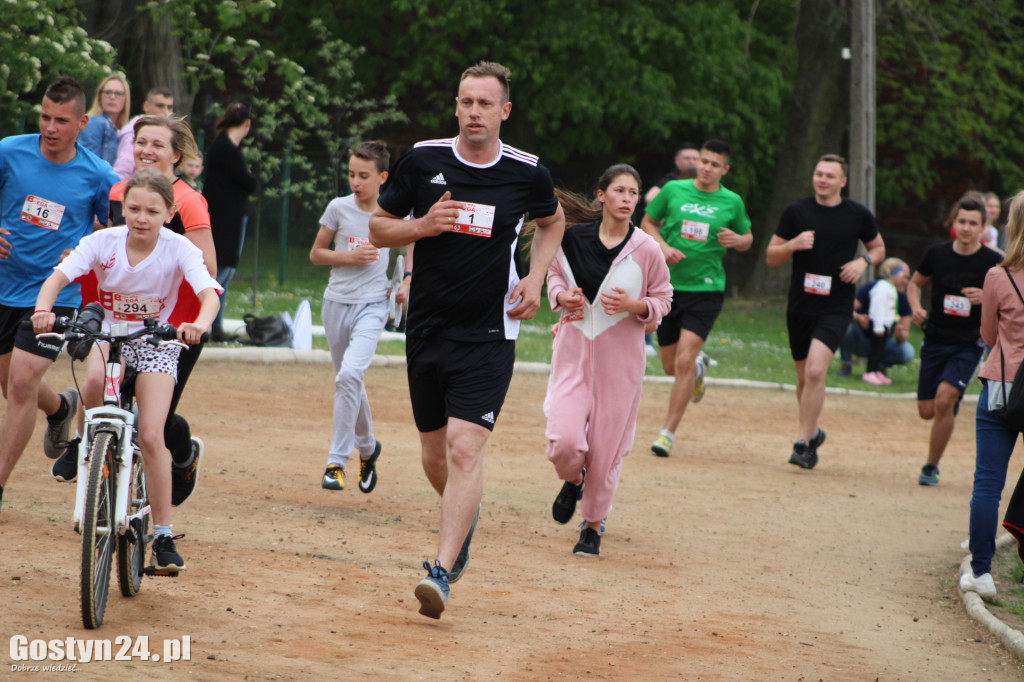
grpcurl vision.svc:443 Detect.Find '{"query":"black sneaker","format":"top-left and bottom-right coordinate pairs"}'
top-left (171, 437), bottom-right (204, 506)
top-left (152, 534), bottom-right (186, 572)
top-left (808, 428), bottom-right (826, 463)
top-left (788, 440), bottom-right (816, 470)
top-left (358, 441), bottom-right (382, 494)
top-left (51, 438), bottom-right (81, 482)
top-left (573, 526), bottom-right (601, 557)
top-left (552, 471), bottom-right (585, 524)
top-left (837, 362), bottom-right (852, 377)
top-left (43, 390), bottom-right (78, 459)
top-left (448, 504), bottom-right (481, 584)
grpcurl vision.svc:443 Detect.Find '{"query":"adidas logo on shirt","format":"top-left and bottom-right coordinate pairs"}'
top-left (481, 411), bottom-right (495, 424)
top-left (430, 172), bottom-right (446, 185)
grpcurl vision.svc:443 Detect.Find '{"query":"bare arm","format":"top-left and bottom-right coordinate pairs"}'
top-left (718, 226), bottom-right (753, 252)
top-left (30, 271), bottom-right (72, 333)
top-left (839, 234), bottom-right (885, 284)
top-left (644, 185), bottom-right (661, 205)
top-left (369, 190), bottom-right (463, 248)
top-left (309, 225), bottom-right (379, 266)
top-left (179, 288), bottom-right (221, 344)
top-left (765, 232), bottom-right (814, 267)
top-left (907, 271), bottom-right (929, 325)
top-left (641, 214), bottom-right (683, 265)
top-left (508, 205), bottom-right (566, 320)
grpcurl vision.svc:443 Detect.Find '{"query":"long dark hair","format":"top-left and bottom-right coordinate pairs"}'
top-left (215, 102), bottom-right (250, 135)
top-left (557, 164), bottom-right (642, 227)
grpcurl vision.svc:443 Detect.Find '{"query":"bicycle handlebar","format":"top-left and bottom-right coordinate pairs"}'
top-left (21, 310), bottom-right (208, 346)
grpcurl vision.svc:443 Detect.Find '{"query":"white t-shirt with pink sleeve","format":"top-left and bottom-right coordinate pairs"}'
top-left (56, 225), bottom-right (222, 333)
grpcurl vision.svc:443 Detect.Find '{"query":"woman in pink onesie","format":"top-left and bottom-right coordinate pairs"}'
top-left (545, 164), bottom-right (672, 557)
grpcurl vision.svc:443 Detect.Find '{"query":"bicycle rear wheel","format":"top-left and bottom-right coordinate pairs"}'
top-left (117, 451), bottom-right (147, 597)
top-left (81, 432), bottom-right (116, 629)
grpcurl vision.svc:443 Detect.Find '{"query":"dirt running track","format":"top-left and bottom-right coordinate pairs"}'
top-left (2, 359), bottom-right (1023, 680)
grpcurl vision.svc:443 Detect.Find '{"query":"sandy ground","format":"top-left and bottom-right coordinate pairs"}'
top-left (2, 359), bottom-right (1023, 681)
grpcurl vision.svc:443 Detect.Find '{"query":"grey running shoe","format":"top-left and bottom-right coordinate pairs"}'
top-left (918, 464), bottom-right (940, 486)
top-left (415, 560), bottom-right (450, 619)
top-left (44, 389), bottom-right (78, 459)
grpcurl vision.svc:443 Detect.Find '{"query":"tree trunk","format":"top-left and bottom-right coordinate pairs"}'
top-left (746, 0), bottom-right (851, 296)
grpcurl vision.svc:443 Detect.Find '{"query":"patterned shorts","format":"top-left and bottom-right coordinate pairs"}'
top-left (121, 338), bottom-right (182, 380)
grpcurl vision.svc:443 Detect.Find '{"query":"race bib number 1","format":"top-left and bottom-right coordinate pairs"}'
top-left (803, 273), bottom-right (832, 296)
top-left (943, 294), bottom-right (971, 317)
top-left (21, 195), bottom-right (66, 230)
top-left (680, 220), bottom-right (710, 242)
top-left (453, 203), bottom-right (496, 238)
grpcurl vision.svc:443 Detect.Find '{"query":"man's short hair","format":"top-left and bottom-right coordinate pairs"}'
top-left (44, 76), bottom-right (87, 116)
top-left (676, 142), bottom-right (698, 154)
top-left (460, 62), bottom-right (511, 102)
top-left (147, 87), bottom-right (173, 101)
top-left (350, 140), bottom-right (390, 174)
top-left (818, 153), bottom-right (848, 178)
top-left (701, 139), bottom-right (731, 161)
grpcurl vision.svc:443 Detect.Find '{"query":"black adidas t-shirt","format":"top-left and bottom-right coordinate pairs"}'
top-left (775, 196), bottom-right (878, 315)
top-left (378, 138), bottom-right (559, 341)
top-left (561, 221), bottom-right (633, 303)
top-left (916, 242), bottom-right (1002, 344)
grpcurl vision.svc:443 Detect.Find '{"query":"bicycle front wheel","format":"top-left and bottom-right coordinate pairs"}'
top-left (117, 452), bottom-right (147, 597)
top-left (81, 432), bottom-right (116, 629)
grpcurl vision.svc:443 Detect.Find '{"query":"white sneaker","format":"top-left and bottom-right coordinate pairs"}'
top-left (959, 571), bottom-right (996, 599)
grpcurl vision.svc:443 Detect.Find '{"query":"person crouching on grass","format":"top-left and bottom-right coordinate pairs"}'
top-left (31, 170), bottom-right (221, 571)
top-left (545, 164), bottom-right (672, 557)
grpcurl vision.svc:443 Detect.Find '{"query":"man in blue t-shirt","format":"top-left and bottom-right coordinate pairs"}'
top-left (0, 77), bottom-right (119, 514)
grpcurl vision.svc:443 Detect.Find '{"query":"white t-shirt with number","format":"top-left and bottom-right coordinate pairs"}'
top-left (55, 225), bottom-right (222, 333)
top-left (318, 194), bottom-right (390, 304)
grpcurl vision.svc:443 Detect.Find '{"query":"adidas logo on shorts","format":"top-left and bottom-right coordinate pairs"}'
top-left (430, 172), bottom-right (446, 185)
top-left (481, 411), bottom-right (495, 424)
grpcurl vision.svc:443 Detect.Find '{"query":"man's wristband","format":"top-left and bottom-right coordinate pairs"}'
top-left (862, 254), bottom-right (873, 266)
top-left (403, 271), bottom-right (412, 278)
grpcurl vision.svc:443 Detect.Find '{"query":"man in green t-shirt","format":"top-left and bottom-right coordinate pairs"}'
top-left (641, 140), bottom-right (752, 458)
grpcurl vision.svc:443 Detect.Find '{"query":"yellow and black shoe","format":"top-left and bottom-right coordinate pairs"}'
top-left (322, 464), bottom-right (345, 490)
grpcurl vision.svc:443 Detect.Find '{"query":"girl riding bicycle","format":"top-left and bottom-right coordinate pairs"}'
top-left (31, 170), bottom-right (221, 572)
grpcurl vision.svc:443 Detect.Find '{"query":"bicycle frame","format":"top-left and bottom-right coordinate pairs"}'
top-left (71, 322), bottom-right (148, 536)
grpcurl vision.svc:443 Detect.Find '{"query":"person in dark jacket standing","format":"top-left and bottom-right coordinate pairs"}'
top-left (204, 102), bottom-right (256, 341)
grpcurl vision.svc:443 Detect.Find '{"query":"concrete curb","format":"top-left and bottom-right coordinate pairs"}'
top-left (199, 346), bottom-right (977, 403)
top-left (959, 534), bottom-right (1024, 660)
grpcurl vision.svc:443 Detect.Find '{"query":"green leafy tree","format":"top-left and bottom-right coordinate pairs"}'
top-left (876, 0), bottom-right (1024, 203)
top-left (0, 0), bottom-right (116, 133)
top-left (144, 0), bottom-right (403, 207)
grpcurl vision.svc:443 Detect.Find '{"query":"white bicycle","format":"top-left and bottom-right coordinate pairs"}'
top-left (34, 303), bottom-right (190, 628)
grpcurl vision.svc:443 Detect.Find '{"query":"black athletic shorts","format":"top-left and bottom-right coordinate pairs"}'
top-left (0, 304), bottom-right (75, 361)
top-left (406, 336), bottom-right (516, 432)
top-left (917, 339), bottom-right (984, 401)
top-left (656, 291), bottom-right (725, 346)
top-left (786, 311), bottom-right (851, 361)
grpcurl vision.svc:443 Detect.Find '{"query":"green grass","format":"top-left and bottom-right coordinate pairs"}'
top-left (219, 275), bottom-right (945, 396)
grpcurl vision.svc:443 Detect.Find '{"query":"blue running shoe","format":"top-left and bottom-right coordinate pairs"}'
top-left (415, 560), bottom-right (450, 619)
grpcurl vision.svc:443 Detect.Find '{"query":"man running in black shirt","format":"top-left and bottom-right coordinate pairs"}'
top-left (767, 154), bottom-right (884, 469)
top-left (370, 62), bottom-right (565, 619)
top-left (907, 195), bottom-right (1001, 486)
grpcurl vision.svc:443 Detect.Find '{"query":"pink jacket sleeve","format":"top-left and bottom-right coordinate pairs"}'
top-left (635, 240), bottom-right (672, 325)
top-left (546, 248), bottom-right (569, 312)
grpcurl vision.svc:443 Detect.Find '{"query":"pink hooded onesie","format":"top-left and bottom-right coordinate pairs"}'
top-left (544, 227), bottom-right (672, 523)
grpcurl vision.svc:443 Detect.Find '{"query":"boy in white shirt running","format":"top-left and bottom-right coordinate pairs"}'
top-left (310, 141), bottom-right (398, 493)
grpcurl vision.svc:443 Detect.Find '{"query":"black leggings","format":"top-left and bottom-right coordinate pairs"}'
top-left (165, 339), bottom-right (204, 463)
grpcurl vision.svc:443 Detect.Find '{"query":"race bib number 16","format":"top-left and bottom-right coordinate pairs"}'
top-left (453, 203), bottom-right (496, 238)
top-left (21, 195), bottom-right (66, 230)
